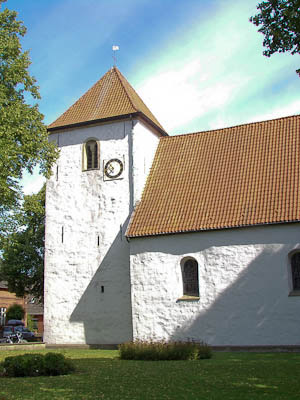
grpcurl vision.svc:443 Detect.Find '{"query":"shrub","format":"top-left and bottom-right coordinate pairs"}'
top-left (0, 364), bottom-right (6, 377)
top-left (119, 340), bottom-right (212, 361)
top-left (195, 341), bottom-right (212, 359)
top-left (6, 304), bottom-right (25, 321)
top-left (44, 352), bottom-right (75, 376)
top-left (1, 353), bottom-right (75, 377)
top-left (3, 354), bottom-right (45, 377)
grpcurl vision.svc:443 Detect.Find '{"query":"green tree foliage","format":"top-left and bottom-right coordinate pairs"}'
top-left (26, 313), bottom-right (36, 332)
top-left (6, 303), bottom-right (25, 321)
top-left (0, 0), bottom-right (58, 217)
top-left (250, 0), bottom-right (300, 76)
top-left (0, 185), bottom-right (45, 302)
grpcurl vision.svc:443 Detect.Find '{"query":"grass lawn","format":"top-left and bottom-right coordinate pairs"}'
top-left (0, 349), bottom-right (299, 399)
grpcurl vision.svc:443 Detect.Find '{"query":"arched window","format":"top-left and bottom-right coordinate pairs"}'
top-left (291, 252), bottom-right (300, 291)
top-left (83, 140), bottom-right (99, 170)
top-left (182, 258), bottom-right (199, 297)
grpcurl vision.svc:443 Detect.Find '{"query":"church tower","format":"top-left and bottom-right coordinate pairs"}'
top-left (44, 67), bottom-right (166, 345)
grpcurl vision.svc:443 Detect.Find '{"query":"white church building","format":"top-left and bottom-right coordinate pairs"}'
top-left (44, 66), bottom-right (300, 346)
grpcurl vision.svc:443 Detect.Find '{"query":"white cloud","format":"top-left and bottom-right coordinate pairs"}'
top-left (250, 100), bottom-right (300, 124)
top-left (138, 58), bottom-right (248, 131)
top-left (135, 0), bottom-right (299, 134)
top-left (22, 171), bottom-right (45, 196)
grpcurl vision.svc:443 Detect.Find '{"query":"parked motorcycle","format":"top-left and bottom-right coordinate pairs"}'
top-left (6, 331), bottom-right (26, 344)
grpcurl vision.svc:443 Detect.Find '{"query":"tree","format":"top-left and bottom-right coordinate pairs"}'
top-left (0, 0), bottom-right (58, 216)
top-left (27, 314), bottom-right (36, 332)
top-left (250, 0), bottom-right (300, 76)
top-left (0, 185), bottom-right (45, 302)
top-left (6, 303), bottom-right (25, 321)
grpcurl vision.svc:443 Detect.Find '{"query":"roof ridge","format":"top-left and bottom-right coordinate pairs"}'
top-left (114, 67), bottom-right (138, 112)
top-left (114, 67), bottom-right (166, 132)
top-left (164, 114), bottom-right (300, 140)
top-left (90, 68), bottom-right (115, 120)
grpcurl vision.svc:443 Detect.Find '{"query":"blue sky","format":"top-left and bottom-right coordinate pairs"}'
top-left (4, 0), bottom-right (299, 194)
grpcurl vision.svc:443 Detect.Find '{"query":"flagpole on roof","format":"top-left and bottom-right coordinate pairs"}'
top-left (112, 45), bottom-right (119, 67)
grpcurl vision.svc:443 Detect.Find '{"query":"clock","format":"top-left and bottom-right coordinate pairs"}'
top-left (104, 158), bottom-right (124, 179)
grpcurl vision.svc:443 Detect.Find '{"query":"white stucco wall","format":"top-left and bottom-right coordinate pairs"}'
top-left (45, 120), bottom-right (134, 344)
top-left (130, 223), bottom-right (300, 346)
top-left (131, 121), bottom-right (160, 205)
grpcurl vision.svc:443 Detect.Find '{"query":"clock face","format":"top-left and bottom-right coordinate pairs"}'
top-left (104, 158), bottom-right (124, 179)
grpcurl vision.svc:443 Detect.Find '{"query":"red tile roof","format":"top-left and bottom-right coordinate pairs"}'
top-left (48, 67), bottom-right (165, 134)
top-left (127, 115), bottom-right (300, 237)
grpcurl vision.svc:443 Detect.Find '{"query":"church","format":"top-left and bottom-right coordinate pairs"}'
top-left (44, 66), bottom-right (300, 346)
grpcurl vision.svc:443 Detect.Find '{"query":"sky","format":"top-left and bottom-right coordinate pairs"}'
top-left (4, 0), bottom-right (299, 195)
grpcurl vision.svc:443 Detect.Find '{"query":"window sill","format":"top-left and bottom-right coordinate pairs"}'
top-left (83, 168), bottom-right (100, 172)
top-left (177, 295), bottom-right (200, 302)
top-left (288, 290), bottom-right (300, 297)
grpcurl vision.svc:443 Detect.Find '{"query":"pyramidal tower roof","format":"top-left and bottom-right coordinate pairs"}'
top-left (48, 66), bottom-right (166, 135)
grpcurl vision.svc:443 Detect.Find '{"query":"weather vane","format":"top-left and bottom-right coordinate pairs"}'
top-left (112, 45), bottom-right (119, 67)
